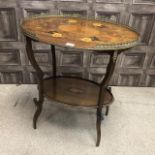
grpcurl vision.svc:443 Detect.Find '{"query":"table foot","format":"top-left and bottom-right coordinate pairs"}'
top-left (96, 108), bottom-right (103, 147)
top-left (33, 98), bottom-right (43, 129)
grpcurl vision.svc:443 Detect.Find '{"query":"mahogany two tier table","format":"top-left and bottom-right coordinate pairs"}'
top-left (21, 15), bottom-right (139, 146)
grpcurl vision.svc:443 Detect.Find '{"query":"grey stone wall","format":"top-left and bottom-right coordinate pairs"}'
top-left (0, 0), bottom-right (155, 86)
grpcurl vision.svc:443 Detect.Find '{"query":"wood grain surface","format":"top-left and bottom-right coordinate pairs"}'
top-left (44, 77), bottom-right (113, 106)
top-left (22, 16), bottom-right (139, 50)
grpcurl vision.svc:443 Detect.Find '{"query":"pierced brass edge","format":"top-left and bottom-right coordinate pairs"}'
top-left (21, 14), bottom-right (140, 51)
top-left (21, 14), bottom-right (140, 35)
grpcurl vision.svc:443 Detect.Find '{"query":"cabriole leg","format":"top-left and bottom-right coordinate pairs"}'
top-left (33, 99), bottom-right (43, 129)
top-left (25, 36), bottom-right (44, 129)
top-left (96, 51), bottom-right (119, 146)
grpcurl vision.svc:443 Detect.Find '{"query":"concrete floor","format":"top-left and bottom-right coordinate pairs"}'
top-left (0, 85), bottom-right (155, 155)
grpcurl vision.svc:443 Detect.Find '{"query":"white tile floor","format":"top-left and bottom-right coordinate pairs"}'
top-left (0, 85), bottom-right (155, 155)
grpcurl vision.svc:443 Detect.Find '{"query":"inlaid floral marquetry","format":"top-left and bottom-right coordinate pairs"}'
top-left (21, 15), bottom-right (139, 50)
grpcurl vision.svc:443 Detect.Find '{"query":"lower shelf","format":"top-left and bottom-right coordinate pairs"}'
top-left (43, 77), bottom-right (113, 107)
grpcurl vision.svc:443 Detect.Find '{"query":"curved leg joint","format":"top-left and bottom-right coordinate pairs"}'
top-left (33, 98), bottom-right (39, 106)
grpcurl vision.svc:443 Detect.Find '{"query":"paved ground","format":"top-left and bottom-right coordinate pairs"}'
top-left (0, 85), bottom-right (155, 155)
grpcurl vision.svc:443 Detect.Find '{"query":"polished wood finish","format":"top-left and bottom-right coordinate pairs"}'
top-left (26, 36), bottom-right (44, 129)
top-left (51, 45), bottom-right (56, 77)
top-left (44, 77), bottom-right (113, 107)
top-left (22, 15), bottom-right (139, 50)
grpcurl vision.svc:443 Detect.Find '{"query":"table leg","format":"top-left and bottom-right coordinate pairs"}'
top-left (51, 45), bottom-right (56, 77)
top-left (96, 50), bottom-right (119, 146)
top-left (105, 87), bottom-right (111, 116)
top-left (96, 107), bottom-right (103, 146)
top-left (50, 45), bottom-right (57, 97)
top-left (96, 85), bottom-right (104, 147)
top-left (26, 37), bottom-right (44, 129)
top-left (105, 106), bottom-right (109, 116)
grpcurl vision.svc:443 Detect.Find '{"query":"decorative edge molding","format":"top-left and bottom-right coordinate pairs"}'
top-left (21, 14), bottom-right (140, 51)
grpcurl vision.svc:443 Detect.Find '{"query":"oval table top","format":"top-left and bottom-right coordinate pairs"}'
top-left (21, 15), bottom-right (139, 51)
